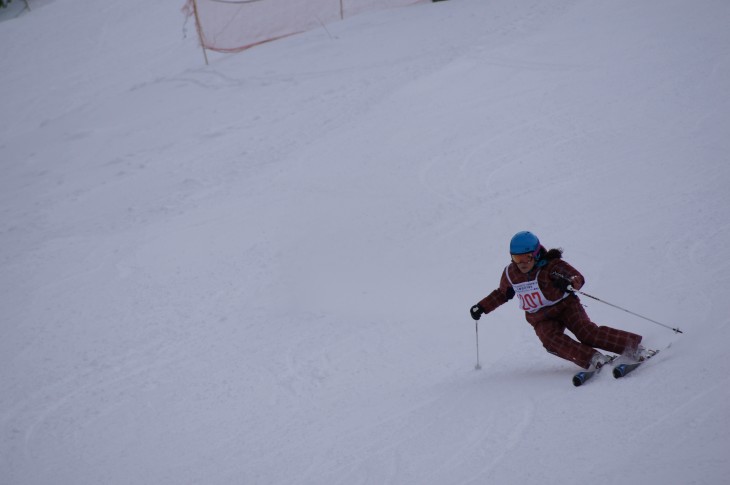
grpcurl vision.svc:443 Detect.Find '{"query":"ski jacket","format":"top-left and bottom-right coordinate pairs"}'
top-left (477, 257), bottom-right (585, 324)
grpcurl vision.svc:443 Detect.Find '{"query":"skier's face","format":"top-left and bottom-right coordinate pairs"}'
top-left (512, 253), bottom-right (535, 273)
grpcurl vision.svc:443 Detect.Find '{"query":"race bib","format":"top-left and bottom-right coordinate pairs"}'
top-left (513, 279), bottom-right (551, 313)
top-left (505, 267), bottom-right (568, 313)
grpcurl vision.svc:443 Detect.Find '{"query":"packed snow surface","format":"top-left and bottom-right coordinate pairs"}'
top-left (1, 0), bottom-right (729, 484)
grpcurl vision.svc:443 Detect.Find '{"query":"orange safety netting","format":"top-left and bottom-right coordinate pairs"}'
top-left (183, 0), bottom-right (422, 53)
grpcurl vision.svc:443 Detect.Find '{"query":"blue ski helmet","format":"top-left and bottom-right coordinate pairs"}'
top-left (510, 231), bottom-right (540, 255)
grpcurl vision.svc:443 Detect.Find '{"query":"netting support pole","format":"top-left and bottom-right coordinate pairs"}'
top-left (340, 0), bottom-right (344, 19)
top-left (191, 0), bottom-right (209, 66)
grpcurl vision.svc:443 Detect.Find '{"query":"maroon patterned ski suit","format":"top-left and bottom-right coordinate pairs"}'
top-left (477, 257), bottom-right (642, 369)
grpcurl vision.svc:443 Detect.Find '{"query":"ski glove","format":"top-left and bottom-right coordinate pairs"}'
top-left (551, 272), bottom-right (574, 292)
top-left (470, 304), bottom-right (485, 321)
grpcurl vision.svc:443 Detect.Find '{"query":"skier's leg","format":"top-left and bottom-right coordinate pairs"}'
top-left (532, 319), bottom-right (596, 369)
top-left (562, 297), bottom-right (642, 354)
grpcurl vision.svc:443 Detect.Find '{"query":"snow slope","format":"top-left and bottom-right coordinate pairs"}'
top-left (2, 0), bottom-right (729, 484)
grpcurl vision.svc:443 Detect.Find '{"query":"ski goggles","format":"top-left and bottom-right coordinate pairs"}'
top-left (511, 253), bottom-right (535, 264)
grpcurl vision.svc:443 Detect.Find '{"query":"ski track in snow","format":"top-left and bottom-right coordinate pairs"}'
top-left (633, 375), bottom-right (730, 439)
top-left (2, 336), bottom-right (187, 456)
top-left (294, 379), bottom-right (537, 484)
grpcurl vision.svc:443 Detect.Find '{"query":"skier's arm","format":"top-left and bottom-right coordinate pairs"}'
top-left (548, 259), bottom-right (585, 292)
top-left (471, 270), bottom-right (514, 320)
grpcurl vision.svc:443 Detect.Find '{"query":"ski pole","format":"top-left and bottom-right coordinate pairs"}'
top-left (567, 286), bottom-right (684, 334)
top-left (474, 320), bottom-right (482, 370)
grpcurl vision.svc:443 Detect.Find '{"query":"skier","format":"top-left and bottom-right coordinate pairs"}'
top-left (470, 231), bottom-right (647, 371)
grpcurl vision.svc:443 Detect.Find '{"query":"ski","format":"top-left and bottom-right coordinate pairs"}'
top-left (613, 348), bottom-right (660, 379)
top-left (572, 355), bottom-right (617, 387)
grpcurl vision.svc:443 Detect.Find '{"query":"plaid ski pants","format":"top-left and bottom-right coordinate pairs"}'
top-left (526, 295), bottom-right (642, 369)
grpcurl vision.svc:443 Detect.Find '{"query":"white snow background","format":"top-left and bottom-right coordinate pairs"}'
top-left (2, 0), bottom-right (730, 484)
